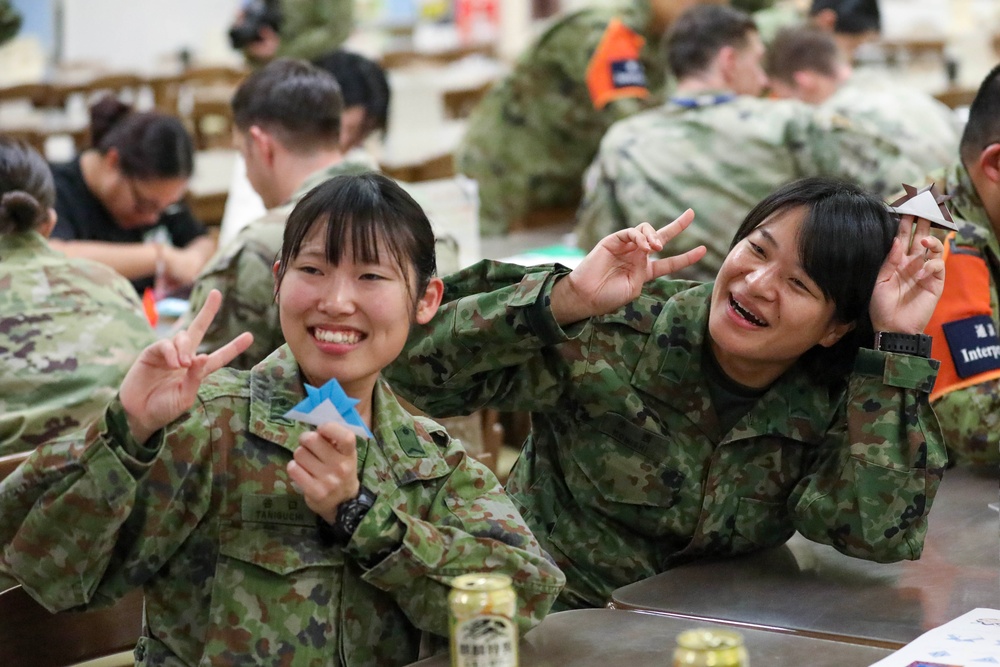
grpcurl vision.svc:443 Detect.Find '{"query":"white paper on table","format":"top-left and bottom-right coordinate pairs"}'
top-left (868, 608), bottom-right (1000, 666)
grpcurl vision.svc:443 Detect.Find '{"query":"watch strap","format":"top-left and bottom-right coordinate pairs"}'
top-left (875, 331), bottom-right (932, 358)
top-left (318, 485), bottom-right (376, 546)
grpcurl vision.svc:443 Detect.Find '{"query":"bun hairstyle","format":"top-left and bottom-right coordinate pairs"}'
top-left (87, 94), bottom-right (195, 180)
top-left (0, 137), bottom-right (55, 236)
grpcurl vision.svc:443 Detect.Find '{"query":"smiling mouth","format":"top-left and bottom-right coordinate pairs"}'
top-left (313, 328), bottom-right (364, 344)
top-left (730, 295), bottom-right (768, 327)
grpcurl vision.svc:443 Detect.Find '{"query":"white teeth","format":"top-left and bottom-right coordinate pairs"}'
top-left (314, 328), bottom-right (361, 344)
top-left (730, 296), bottom-right (767, 327)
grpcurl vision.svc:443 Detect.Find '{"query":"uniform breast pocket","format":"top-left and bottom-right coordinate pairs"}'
top-left (203, 524), bottom-right (345, 666)
top-left (729, 496), bottom-right (794, 554)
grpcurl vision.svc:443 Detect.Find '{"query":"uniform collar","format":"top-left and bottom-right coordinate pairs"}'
top-left (0, 230), bottom-right (56, 258)
top-left (941, 161), bottom-right (996, 237)
top-left (629, 283), bottom-right (840, 446)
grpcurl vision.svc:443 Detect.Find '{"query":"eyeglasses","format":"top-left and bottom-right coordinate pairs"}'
top-left (125, 177), bottom-right (171, 217)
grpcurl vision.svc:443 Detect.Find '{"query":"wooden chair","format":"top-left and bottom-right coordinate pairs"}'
top-left (0, 450), bottom-right (30, 482)
top-left (177, 66), bottom-right (248, 150)
top-left (934, 86), bottom-right (977, 109)
top-left (0, 585), bottom-right (143, 667)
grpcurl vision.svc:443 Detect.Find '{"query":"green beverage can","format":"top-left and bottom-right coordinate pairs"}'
top-left (673, 628), bottom-right (749, 667)
top-left (449, 573), bottom-right (518, 667)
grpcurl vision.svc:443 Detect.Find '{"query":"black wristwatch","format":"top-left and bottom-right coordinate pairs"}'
top-left (875, 331), bottom-right (932, 358)
top-left (318, 485), bottom-right (376, 546)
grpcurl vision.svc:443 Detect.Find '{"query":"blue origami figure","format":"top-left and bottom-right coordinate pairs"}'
top-left (284, 378), bottom-right (373, 438)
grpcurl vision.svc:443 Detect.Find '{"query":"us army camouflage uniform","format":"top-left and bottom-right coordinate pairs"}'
top-left (186, 158), bottom-right (373, 369)
top-left (575, 94), bottom-right (924, 281)
top-left (276, 0), bottom-right (354, 61)
top-left (0, 345), bottom-right (564, 666)
top-left (457, 1), bottom-right (669, 236)
top-left (0, 232), bottom-right (153, 456)
top-left (384, 262), bottom-right (946, 608)
top-left (923, 161), bottom-right (1000, 465)
top-left (824, 69), bottom-right (959, 175)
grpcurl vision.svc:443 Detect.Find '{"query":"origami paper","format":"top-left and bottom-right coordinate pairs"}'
top-left (889, 183), bottom-right (958, 231)
top-left (284, 378), bottom-right (372, 438)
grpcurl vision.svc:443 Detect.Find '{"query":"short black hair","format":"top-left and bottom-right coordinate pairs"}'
top-left (276, 173), bottom-right (437, 301)
top-left (730, 177), bottom-right (897, 380)
top-left (960, 63), bottom-right (1000, 166)
top-left (666, 5), bottom-right (758, 80)
top-left (89, 96), bottom-right (194, 180)
top-left (765, 27), bottom-right (841, 84)
top-left (231, 58), bottom-right (343, 153)
top-left (810, 0), bottom-right (881, 34)
top-left (312, 50), bottom-right (390, 134)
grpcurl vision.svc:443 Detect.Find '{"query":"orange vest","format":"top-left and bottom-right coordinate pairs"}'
top-left (926, 232), bottom-right (1000, 401)
top-left (585, 18), bottom-right (649, 110)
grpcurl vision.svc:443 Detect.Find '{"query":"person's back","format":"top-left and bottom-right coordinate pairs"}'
top-left (0, 139), bottom-right (153, 455)
top-left (458, 0), bottom-right (678, 236)
top-left (575, 5), bottom-right (923, 280)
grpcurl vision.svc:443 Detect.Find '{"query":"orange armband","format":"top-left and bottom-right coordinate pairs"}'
top-left (585, 18), bottom-right (648, 110)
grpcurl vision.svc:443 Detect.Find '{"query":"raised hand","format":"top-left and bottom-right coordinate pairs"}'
top-left (870, 214), bottom-right (946, 335)
top-left (552, 211), bottom-right (707, 325)
top-left (121, 290), bottom-right (254, 444)
top-left (287, 421), bottom-right (361, 524)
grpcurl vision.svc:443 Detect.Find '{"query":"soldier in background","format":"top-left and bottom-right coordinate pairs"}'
top-left (575, 4), bottom-right (922, 281)
top-left (921, 63), bottom-right (1000, 466)
top-left (0, 0), bottom-right (20, 46)
top-left (230, 0), bottom-right (354, 65)
top-left (184, 59), bottom-right (374, 370)
top-left (457, 0), bottom-right (720, 236)
top-left (0, 138), bottom-right (153, 456)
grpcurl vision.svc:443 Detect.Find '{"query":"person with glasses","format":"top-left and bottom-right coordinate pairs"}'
top-left (48, 95), bottom-right (215, 296)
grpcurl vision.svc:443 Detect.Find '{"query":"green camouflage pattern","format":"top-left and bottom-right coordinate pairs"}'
top-left (457, 1), bottom-right (668, 236)
top-left (185, 158), bottom-right (374, 369)
top-left (276, 0), bottom-right (354, 61)
top-left (575, 95), bottom-right (925, 281)
top-left (824, 69), bottom-right (959, 175)
top-left (0, 0), bottom-right (20, 45)
top-left (923, 161), bottom-right (1000, 465)
top-left (384, 261), bottom-right (946, 608)
top-left (0, 232), bottom-right (154, 456)
top-left (0, 345), bottom-right (564, 666)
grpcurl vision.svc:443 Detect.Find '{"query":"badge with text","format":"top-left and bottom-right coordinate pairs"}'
top-left (942, 314), bottom-right (1000, 379)
top-left (284, 379), bottom-right (372, 438)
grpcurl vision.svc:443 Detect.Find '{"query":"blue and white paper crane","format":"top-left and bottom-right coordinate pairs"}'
top-left (284, 379), bottom-right (372, 438)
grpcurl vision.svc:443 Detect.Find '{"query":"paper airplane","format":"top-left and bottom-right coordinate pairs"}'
top-left (889, 183), bottom-right (958, 231)
top-left (284, 379), bottom-right (372, 438)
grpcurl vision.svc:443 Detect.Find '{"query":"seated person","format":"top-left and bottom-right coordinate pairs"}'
top-left (230, 0), bottom-right (354, 65)
top-left (0, 138), bottom-right (153, 456)
top-left (186, 58), bottom-right (375, 370)
top-left (765, 26), bottom-right (958, 173)
top-left (575, 4), bottom-right (923, 280)
top-left (0, 173), bottom-right (564, 665)
top-left (386, 177), bottom-right (947, 609)
top-left (48, 95), bottom-right (215, 296)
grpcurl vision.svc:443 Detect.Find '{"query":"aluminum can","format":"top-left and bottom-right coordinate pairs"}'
top-left (673, 628), bottom-right (749, 667)
top-left (449, 572), bottom-right (518, 667)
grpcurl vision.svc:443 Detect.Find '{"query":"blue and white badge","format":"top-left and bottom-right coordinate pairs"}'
top-left (610, 59), bottom-right (647, 89)
top-left (942, 314), bottom-right (1000, 379)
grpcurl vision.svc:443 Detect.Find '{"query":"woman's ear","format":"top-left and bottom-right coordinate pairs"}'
top-left (272, 260), bottom-right (281, 300)
top-left (39, 207), bottom-right (58, 238)
top-left (819, 320), bottom-right (856, 348)
top-left (414, 277), bottom-right (444, 325)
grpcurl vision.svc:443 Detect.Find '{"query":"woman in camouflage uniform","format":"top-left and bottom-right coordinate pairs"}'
top-left (0, 138), bottom-right (153, 456)
top-left (385, 177), bottom-right (948, 609)
top-left (0, 173), bottom-right (563, 665)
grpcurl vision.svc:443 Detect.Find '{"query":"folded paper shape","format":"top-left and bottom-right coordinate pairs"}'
top-left (284, 379), bottom-right (372, 438)
top-left (889, 183), bottom-right (958, 231)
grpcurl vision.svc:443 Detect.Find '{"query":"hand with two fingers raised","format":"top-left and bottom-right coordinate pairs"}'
top-left (287, 421), bottom-right (361, 525)
top-left (121, 289), bottom-right (254, 444)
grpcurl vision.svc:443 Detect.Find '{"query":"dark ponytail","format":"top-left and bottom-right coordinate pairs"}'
top-left (88, 94), bottom-right (195, 180)
top-left (0, 137), bottom-right (54, 235)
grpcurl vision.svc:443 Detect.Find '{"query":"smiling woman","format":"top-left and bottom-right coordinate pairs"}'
top-left (46, 95), bottom-right (215, 295)
top-left (385, 176), bottom-right (949, 610)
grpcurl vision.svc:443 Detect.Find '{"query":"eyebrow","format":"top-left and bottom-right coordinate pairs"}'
top-left (758, 228), bottom-right (778, 247)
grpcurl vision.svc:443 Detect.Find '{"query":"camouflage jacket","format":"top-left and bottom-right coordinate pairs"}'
top-left (824, 69), bottom-right (959, 175)
top-left (923, 161), bottom-right (1000, 465)
top-left (186, 157), bottom-right (373, 369)
top-left (384, 262), bottom-right (946, 608)
top-left (0, 232), bottom-right (154, 455)
top-left (457, 0), bottom-right (668, 235)
top-left (0, 345), bottom-right (564, 666)
top-left (575, 94), bottom-right (925, 281)
top-left (276, 0), bottom-right (353, 61)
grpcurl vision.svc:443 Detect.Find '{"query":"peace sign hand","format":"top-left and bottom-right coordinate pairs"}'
top-left (121, 289), bottom-right (254, 444)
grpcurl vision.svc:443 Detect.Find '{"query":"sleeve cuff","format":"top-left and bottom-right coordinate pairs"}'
top-left (853, 348), bottom-right (940, 392)
top-left (106, 398), bottom-right (164, 470)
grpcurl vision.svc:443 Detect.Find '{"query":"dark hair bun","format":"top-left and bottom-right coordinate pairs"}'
top-left (0, 190), bottom-right (44, 234)
top-left (89, 94), bottom-right (134, 146)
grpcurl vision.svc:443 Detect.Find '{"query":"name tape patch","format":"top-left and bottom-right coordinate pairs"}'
top-left (242, 494), bottom-right (315, 526)
top-left (610, 59), bottom-right (647, 89)
top-left (942, 314), bottom-right (1000, 379)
